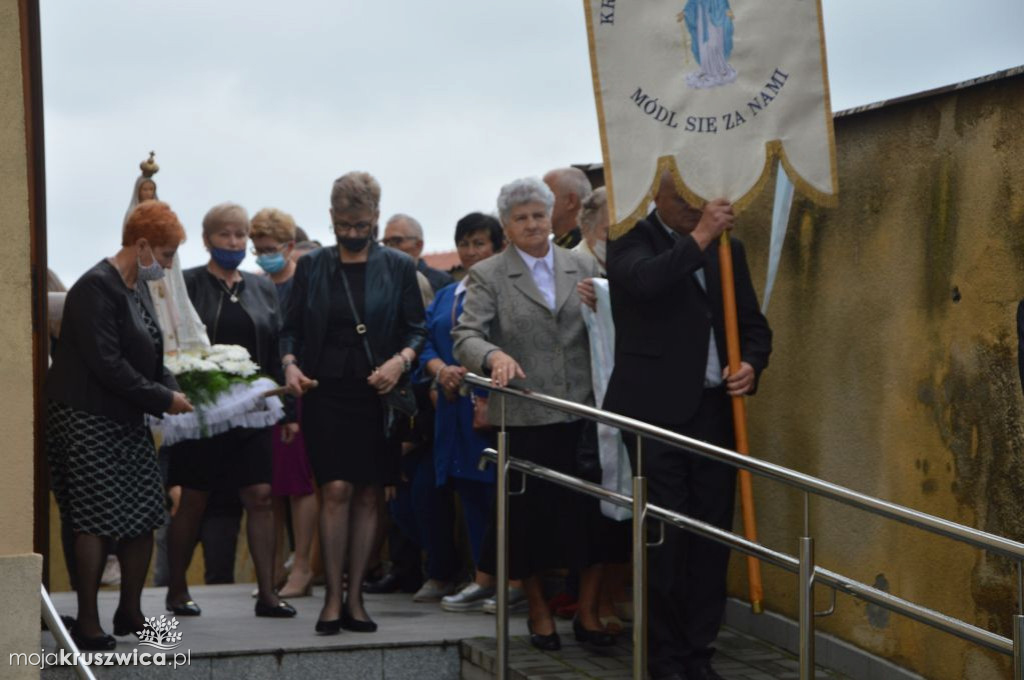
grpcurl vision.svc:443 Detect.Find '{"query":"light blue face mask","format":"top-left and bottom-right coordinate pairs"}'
top-left (137, 249), bottom-right (165, 282)
top-left (256, 251), bottom-right (287, 274)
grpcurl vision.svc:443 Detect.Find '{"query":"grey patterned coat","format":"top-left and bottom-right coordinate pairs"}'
top-left (452, 245), bottom-right (598, 427)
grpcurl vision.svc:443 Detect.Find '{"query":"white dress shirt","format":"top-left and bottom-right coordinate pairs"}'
top-left (514, 245), bottom-right (556, 310)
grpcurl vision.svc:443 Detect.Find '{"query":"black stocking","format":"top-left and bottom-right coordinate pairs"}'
top-left (318, 480), bottom-right (353, 622)
top-left (115, 532), bottom-right (153, 630)
top-left (346, 485), bottom-right (381, 621)
top-left (166, 488), bottom-right (209, 605)
top-left (73, 533), bottom-right (108, 637)
top-left (240, 483), bottom-right (280, 606)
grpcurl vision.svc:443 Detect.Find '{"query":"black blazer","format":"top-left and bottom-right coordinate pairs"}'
top-left (603, 211), bottom-right (772, 426)
top-left (46, 260), bottom-right (177, 424)
top-left (280, 243), bottom-right (427, 375)
top-left (182, 266), bottom-right (284, 384)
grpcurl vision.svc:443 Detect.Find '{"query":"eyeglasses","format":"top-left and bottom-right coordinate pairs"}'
top-left (381, 235), bottom-right (419, 247)
top-left (333, 221), bottom-right (374, 234)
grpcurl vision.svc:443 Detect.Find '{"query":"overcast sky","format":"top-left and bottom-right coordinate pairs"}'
top-left (41, 0), bottom-right (1024, 285)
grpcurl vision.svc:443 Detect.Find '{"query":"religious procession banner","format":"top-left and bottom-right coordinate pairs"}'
top-left (585, 0), bottom-right (839, 233)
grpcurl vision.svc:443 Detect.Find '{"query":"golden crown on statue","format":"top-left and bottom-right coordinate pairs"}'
top-left (139, 151), bottom-right (159, 178)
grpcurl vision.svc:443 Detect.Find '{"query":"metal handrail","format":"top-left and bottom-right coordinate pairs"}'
top-left (468, 373), bottom-right (1024, 680)
top-left (465, 373), bottom-right (1024, 561)
top-left (41, 584), bottom-right (97, 680)
top-left (481, 450), bottom-right (1013, 655)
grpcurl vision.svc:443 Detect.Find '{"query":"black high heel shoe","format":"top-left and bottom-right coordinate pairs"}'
top-left (165, 599), bottom-right (201, 616)
top-left (255, 599), bottom-right (297, 618)
top-left (340, 603), bottom-right (377, 633)
top-left (527, 618), bottom-right (561, 651)
top-left (70, 625), bottom-right (116, 651)
top-left (112, 610), bottom-right (145, 637)
top-left (572, 615), bottom-right (616, 647)
top-left (315, 617), bottom-right (343, 635)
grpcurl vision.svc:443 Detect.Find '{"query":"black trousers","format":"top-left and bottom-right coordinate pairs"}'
top-left (625, 387), bottom-right (736, 679)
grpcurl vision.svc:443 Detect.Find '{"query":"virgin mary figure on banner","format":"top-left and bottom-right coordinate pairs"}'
top-left (682, 0), bottom-right (736, 89)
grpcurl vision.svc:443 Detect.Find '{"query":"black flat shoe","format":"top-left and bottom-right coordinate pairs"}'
top-left (315, 617), bottom-right (343, 635)
top-left (527, 619), bottom-right (561, 651)
top-left (166, 599), bottom-right (201, 616)
top-left (255, 600), bottom-right (297, 618)
top-left (112, 611), bottom-right (145, 637)
top-left (340, 604), bottom-right (377, 633)
top-left (572, 615), bottom-right (616, 647)
top-left (362, 570), bottom-right (402, 594)
top-left (70, 626), bottom-right (116, 651)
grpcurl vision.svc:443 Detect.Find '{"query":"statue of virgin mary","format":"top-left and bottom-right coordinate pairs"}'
top-left (125, 152), bottom-right (211, 354)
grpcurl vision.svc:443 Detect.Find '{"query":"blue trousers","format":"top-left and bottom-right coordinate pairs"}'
top-left (390, 447), bottom-right (458, 581)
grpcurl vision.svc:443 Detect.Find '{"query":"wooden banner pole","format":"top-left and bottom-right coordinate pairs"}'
top-left (717, 232), bottom-right (764, 614)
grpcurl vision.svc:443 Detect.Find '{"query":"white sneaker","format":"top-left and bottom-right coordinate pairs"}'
top-left (482, 586), bottom-right (527, 614)
top-left (412, 579), bottom-right (456, 603)
top-left (441, 583), bottom-right (495, 612)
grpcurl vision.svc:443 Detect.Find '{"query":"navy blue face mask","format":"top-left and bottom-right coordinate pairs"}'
top-left (210, 247), bottom-right (245, 270)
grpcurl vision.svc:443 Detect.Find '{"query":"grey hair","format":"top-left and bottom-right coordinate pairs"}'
top-left (386, 213), bottom-right (424, 240)
top-left (579, 187), bottom-right (608, 234)
top-left (545, 166), bottom-right (592, 202)
top-left (331, 171), bottom-right (381, 214)
top-left (496, 177), bottom-right (555, 222)
top-left (202, 202), bottom-right (250, 238)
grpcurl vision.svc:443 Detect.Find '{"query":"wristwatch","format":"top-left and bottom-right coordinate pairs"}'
top-left (282, 357), bottom-right (298, 370)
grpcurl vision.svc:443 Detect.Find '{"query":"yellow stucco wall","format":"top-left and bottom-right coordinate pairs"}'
top-left (1, 1), bottom-right (43, 678)
top-left (729, 72), bottom-right (1024, 679)
top-left (0, 1), bottom-right (38, 556)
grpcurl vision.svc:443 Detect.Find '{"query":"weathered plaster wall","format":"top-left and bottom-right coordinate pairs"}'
top-left (729, 73), bottom-right (1024, 679)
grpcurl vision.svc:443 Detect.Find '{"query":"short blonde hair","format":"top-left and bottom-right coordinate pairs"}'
top-left (331, 171), bottom-right (381, 214)
top-left (250, 207), bottom-right (297, 243)
top-left (202, 202), bottom-right (250, 239)
top-left (580, 187), bottom-right (608, 234)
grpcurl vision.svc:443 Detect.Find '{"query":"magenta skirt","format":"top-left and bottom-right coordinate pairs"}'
top-left (272, 400), bottom-right (315, 496)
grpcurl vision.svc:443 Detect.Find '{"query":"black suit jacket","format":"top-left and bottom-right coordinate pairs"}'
top-left (46, 260), bottom-right (178, 424)
top-left (280, 242), bottom-right (427, 376)
top-left (603, 211), bottom-right (772, 426)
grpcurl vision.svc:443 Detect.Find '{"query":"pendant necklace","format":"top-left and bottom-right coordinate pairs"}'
top-left (219, 277), bottom-right (240, 303)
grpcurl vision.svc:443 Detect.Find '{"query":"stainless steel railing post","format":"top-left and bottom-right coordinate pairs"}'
top-left (1014, 614), bottom-right (1024, 680)
top-left (1016, 560), bottom-right (1024, 680)
top-left (495, 394), bottom-right (509, 680)
top-left (798, 536), bottom-right (815, 680)
top-left (632, 435), bottom-right (646, 680)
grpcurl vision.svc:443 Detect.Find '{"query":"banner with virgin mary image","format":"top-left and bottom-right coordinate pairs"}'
top-left (585, 0), bottom-right (839, 233)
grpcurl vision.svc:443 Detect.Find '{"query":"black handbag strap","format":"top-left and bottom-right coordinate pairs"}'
top-left (336, 263), bottom-right (378, 371)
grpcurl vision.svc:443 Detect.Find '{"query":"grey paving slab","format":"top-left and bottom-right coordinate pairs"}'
top-left (37, 584), bottom-right (868, 679)
top-left (43, 582), bottom-right (528, 657)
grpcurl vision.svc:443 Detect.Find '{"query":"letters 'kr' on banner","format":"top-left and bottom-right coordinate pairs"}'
top-left (585, 0), bottom-right (839, 235)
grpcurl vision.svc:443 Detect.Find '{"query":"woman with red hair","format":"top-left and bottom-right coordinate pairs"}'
top-left (46, 200), bottom-right (194, 650)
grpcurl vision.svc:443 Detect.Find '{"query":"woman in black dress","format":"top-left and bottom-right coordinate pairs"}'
top-left (163, 202), bottom-right (296, 619)
top-left (46, 201), bottom-right (193, 649)
top-left (281, 171), bottom-right (426, 634)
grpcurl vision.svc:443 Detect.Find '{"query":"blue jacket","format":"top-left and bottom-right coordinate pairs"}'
top-left (421, 282), bottom-right (494, 486)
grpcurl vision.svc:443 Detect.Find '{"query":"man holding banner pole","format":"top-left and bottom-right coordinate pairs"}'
top-left (604, 170), bottom-right (772, 680)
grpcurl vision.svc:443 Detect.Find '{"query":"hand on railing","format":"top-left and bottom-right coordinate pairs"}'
top-left (486, 350), bottom-right (525, 388)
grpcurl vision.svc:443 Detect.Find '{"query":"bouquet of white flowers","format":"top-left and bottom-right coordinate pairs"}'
top-left (152, 344), bottom-right (284, 446)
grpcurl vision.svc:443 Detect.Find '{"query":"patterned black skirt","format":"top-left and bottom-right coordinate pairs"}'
top-left (46, 400), bottom-right (166, 539)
